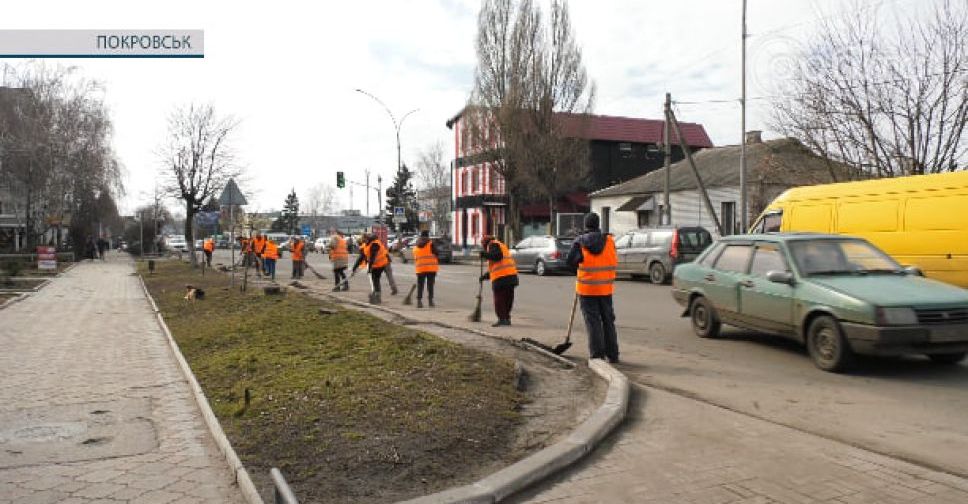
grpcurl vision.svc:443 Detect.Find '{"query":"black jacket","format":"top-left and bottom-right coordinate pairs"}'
top-left (567, 229), bottom-right (608, 268)
top-left (481, 241), bottom-right (519, 289)
top-left (352, 241), bottom-right (386, 272)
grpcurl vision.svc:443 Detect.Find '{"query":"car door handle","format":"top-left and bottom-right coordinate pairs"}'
top-left (739, 280), bottom-right (755, 288)
top-left (703, 274), bottom-right (716, 282)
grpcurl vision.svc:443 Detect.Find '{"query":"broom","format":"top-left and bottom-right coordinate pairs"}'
top-left (304, 262), bottom-right (327, 280)
top-left (522, 292), bottom-right (577, 355)
top-left (402, 284), bottom-right (417, 305)
top-left (468, 256), bottom-right (484, 322)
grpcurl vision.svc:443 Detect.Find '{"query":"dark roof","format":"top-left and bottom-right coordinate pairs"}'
top-left (616, 196), bottom-right (652, 212)
top-left (445, 108), bottom-right (713, 148)
top-left (591, 137), bottom-right (857, 198)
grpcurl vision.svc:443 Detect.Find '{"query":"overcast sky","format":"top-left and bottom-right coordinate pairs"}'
top-left (2, 0), bottom-right (929, 214)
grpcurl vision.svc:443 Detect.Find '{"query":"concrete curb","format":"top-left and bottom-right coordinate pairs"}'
top-left (137, 273), bottom-right (265, 504)
top-left (0, 292), bottom-right (28, 311)
top-left (314, 290), bottom-right (629, 503)
top-left (0, 278), bottom-right (51, 293)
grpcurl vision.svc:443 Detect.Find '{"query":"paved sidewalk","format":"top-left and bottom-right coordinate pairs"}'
top-left (0, 254), bottom-right (243, 504)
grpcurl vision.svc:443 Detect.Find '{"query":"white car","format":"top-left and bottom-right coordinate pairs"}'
top-left (314, 236), bottom-right (331, 252)
top-left (167, 236), bottom-right (187, 252)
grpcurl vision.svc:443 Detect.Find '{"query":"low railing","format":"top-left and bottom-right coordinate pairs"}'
top-left (270, 467), bottom-right (299, 504)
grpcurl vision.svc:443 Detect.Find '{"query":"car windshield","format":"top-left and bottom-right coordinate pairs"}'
top-left (788, 239), bottom-right (902, 276)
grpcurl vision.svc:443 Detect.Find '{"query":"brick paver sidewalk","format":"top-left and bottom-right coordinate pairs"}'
top-left (0, 254), bottom-right (243, 504)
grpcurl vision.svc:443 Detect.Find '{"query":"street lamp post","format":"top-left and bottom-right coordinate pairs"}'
top-left (354, 88), bottom-right (418, 224)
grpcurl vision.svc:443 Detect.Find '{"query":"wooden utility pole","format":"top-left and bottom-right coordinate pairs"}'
top-left (663, 93), bottom-right (672, 226)
top-left (667, 108), bottom-right (723, 236)
top-left (740, 0), bottom-right (749, 233)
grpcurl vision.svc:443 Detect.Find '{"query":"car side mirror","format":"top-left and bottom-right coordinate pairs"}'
top-left (903, 266), bottom-right (924, 277)
top-left (766, 270), bottom-right (794, 285)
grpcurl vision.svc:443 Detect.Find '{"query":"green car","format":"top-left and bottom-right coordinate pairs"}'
top-left (672, 234), bottom-right (968, 372)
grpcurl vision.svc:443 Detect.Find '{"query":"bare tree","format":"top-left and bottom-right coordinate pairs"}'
top-left (771, 0), bottom-right (968, 176)
top-left (416, 141), bottom-right (452, 235)
top-left (302, 182), bottom-right (336, 236)
top-left (160, 104), bottom-right (240, 265)
top-left (466, 0), bottom-right (594, 240)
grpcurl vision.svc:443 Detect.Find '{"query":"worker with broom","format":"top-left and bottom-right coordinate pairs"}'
top-left (290, 236), bottom-right (306, 279)
top-left (352, 233), bottom-right (389, 304)
top-left (327, 229), bottom-right (350, 291)
top-left (566, 212), bottom-right (619, 363)
top-left (479, 235), bottom-right (519, 327)
top-left (412, 230), bottom-right (439, 308)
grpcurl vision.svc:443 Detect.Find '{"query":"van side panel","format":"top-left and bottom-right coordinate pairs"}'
top-left (901, 193), bottom-right (968, 286)
top-left (787, 204), bottom-right (833, 233)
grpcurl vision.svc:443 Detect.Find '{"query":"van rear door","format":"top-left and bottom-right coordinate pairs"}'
top-left (676, 227), bottom-right (713, 263)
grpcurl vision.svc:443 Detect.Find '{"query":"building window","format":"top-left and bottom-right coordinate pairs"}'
top-left (472, 168), bottom-right (479, 193)
top-left (619, 142), bottom-right (632, 159)
top-left (721, 201), bottom-right (736, 235)
top-left (461, 171), bottom-right (469, 196)
top-left (602, 206), bottom-right (611, 234)
top-left (637, 210), bottom-right (652, 228)
top-left (471, 213), bottom-right (479, 237)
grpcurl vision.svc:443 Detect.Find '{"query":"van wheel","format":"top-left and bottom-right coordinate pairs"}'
top-left (535, 260), bottom-right (547, 276)
top-left (806, 316), bottom-right (855, 372)
top-left (649, 262), bottom-right (667, 284)
top-left (927, 352), bottom-right (966, 364)
top-left (690, 296), bottom-right (721, 338)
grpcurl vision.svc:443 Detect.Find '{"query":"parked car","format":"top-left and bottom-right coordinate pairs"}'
top-left (166, 235), bottom-right (187, 252)
top-left (390, 234), bottom-right (416, 253)
top-left (672, 233), bottom-right (968, 372)
top-left (510, 236), bottom-right (575, 276)
top-left (614, 226), bottom-right (713, 284)
top-left (400, 237), bottom-right (453, 264)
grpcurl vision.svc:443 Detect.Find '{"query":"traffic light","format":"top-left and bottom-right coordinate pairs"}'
top-left (337, 171), bottom-right (345, 188)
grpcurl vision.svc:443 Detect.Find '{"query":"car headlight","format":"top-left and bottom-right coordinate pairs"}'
top-left (875, 307), bottom-right (918, 326)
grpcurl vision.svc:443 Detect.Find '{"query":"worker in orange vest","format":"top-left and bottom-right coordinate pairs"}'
top-left (328, 230), bottom-right (350, 291)
top-left (352, 233), bottom-right (389, 304)
top-left (263, 239), bottom-right (279, 281)
top-left (566, 213), bottom-right (619, 363)
top-left (480, 235), bottom-right (519, 327)
top-left (237, 236), bottom-right (250, 266)
top-left (251, 232), bottom-right (267, 276)
top-left (412, 230), bottom-right (439, 308)
top-left (290, 236), bottom-right (306, 279)
top-left (203, 237), bottom-right (215, 267)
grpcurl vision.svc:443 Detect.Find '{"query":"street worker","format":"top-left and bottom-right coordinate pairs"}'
top-left (290, 236), bottom-right (306, 279)
top-left (480, 235), bottom-right (519, 327)
top-left (237, 236), bottom-right (250, 266)
top-left (566, 212), bottom-right (619, 363)
top-left (328, 230), bottom-right (350, 291)
top-left (352, 233), bottom-right (389, 304)
top-left (203, 236), bottom-right (215, 267)
top-left (252, 231), bottom-right (267, 276)
top-left (413, 230), bottom-right (439, 308)
top-left (263, 239), bottom-right (279, 281)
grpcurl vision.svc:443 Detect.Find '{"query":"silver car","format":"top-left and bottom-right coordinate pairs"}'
top-left (614, 226), bottom-right (713, 284)
top-left (511, 236), bottom-right (575, 276)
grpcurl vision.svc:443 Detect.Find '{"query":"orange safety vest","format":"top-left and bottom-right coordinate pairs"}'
top-left (252, 236), bottom-right (267, 256)
top-left (329, 236), bottom-right (348, 262)
top-left (264, 240), bottom-right (279, 260)
top-left (240, 239), bottom-right (250, 253)
top-left (487, 240), bottom-right (518, 283)
top-left (366, 241), bottom-right (389, 269)
top-left (291, 240), bottom-right (304, 261)
top-left (576, 235), bottom-right (617, 296)
top-left (413, 242), bottom-right (439, 274)
top-left (203, 239), bottom-right (215, 252)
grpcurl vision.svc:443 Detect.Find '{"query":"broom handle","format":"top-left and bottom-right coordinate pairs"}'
top-left (565, 291), bottom-right (578, 344)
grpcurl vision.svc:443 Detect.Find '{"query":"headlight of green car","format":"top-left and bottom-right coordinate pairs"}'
top-left (875, 307), bottom-right (918, 326)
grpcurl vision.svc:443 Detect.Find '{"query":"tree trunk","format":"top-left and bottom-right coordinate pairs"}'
top-left (548, 195), bottom-right (555, 235)
top-left (185, 202), bottom-right (197, 266)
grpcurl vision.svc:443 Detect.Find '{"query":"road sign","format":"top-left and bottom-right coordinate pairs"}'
top-left (300, 224), bottom-right (311, 236)
top-left (393, 206), bottom-right (407, 224)
top-left (37, 246), bottom-right (56, 270)
top-left (218, 178), bottom-right (248, 206)
top-left (418, 210), bottom-right (431, 223)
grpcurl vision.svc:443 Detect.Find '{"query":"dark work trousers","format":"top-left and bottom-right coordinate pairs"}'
top-left (292, 260), bottom-right (304, 279)
top-left (580, 295), bottom-right (619, 361)
top-left (368, 267), bottom-right (385, 293)
top-left (334, 267), bottom-right (347, 287)
top-left (492, 285), bottom-right (515, 321)
top-left (417, 272), bottom-right (436, 301)
top-left (204, 250), bottom-right (212, 266)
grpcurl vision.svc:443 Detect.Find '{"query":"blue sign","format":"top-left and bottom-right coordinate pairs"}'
top-left (194, 211), bottom-right (219, 227)
top-left (301, 224), bottom-right (311, 236)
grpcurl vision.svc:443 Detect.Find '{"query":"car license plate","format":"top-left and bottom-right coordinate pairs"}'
top-left (930, 326), bottom-right (968, 343)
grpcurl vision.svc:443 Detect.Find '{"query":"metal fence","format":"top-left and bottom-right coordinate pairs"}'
top-left (270, 467), bottom-right (299, 504)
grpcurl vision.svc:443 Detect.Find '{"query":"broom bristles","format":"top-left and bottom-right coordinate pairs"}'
top-left (468, 295), bottom-right (482, 322)
top-left (402, 284), bottom-right (416, 305)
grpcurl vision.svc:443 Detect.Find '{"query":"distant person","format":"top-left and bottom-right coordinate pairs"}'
top-left (203, 236), bottom-right (215, 267)
top-left (567, 212), bottom-right (619, 363)
top-left (480, 235), bottom-right (519, 326)
top-left (328, 230), bottom-right (349, 291)
top-left (352, 233), bottom-right (389, 304)
top-left (85, 236), bottom-right (97, 260)
top-left (263, 239), bottom-right (279, 281)
top-left (252, 232), bottom-right (267, 276)
top-left (97, 237), bottom-right (108, 260)
top-left (290, 236), bottom-right (306, 279)
top-left (413, 230), bottom-right (439, 308)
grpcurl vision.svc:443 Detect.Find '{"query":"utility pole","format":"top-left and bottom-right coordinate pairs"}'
top-left (139, 211), bottom-right (144, 259)
top-left (663, 93), bottom-right (672, 226)
top-left (740, 0), bottom-right (749, 233)
top-left (365, 169), bottom-right (370, 217)
top-left (377, 175), bottom-right (383, 224)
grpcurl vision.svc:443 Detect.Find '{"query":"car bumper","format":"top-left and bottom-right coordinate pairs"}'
top-left (840, 322), bottom-right (968, 356)
top-left (671, 288), bottom-right (690, 307)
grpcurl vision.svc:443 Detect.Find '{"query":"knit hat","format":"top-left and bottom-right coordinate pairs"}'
top-left (584, 212), bottom-right (601, 230)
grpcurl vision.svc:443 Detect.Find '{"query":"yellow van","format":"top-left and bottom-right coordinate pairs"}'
top-left (750, 171), bottom-right (968, 288)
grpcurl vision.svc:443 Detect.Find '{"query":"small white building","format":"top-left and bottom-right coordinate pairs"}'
top-left (590, 134), bottom-right (856, 237)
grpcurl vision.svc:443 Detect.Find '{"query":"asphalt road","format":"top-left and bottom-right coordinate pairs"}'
top-left (211, 248), bottom-right (968, 477)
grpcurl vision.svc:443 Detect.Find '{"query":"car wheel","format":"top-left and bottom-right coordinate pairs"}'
top-left (927, 352), bottom-right (966, 364)
top-left (649, 262), bottom-right (667, 284)
top-left (690, 296), bottom-right (721, 338)
top-left (535, 260), bottom-right (547, 276)
top-left (806, 315), bottom-right (855, 372)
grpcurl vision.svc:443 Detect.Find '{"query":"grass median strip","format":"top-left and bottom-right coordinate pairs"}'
top-left (141, 260), bottom-right (524, 503)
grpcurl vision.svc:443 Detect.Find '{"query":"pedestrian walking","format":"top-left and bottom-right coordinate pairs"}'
top-left (352, 233), bottom-right (389, 304)
top-left (413, 230), bottom-right (439, 308)
top-left (252, 232), bottom-right (267, 276)
top-left (480, 235), bottom-right (519, 327)
top-left (203, 236), bottom-right (215, 267)
top-left (263, 239), bottom-right (279, 281)
top-left (97, 237), bottom-right (107, 260)
top-left (327, 230), bottom-right (349, 291)
top-left (566, 212), bottom-right (620, 363)
top-left (290, 236), bottom-right (306, 279)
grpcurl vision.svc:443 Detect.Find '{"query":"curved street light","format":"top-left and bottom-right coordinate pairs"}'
top-left (354, 88), bottom-right (419, 172)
